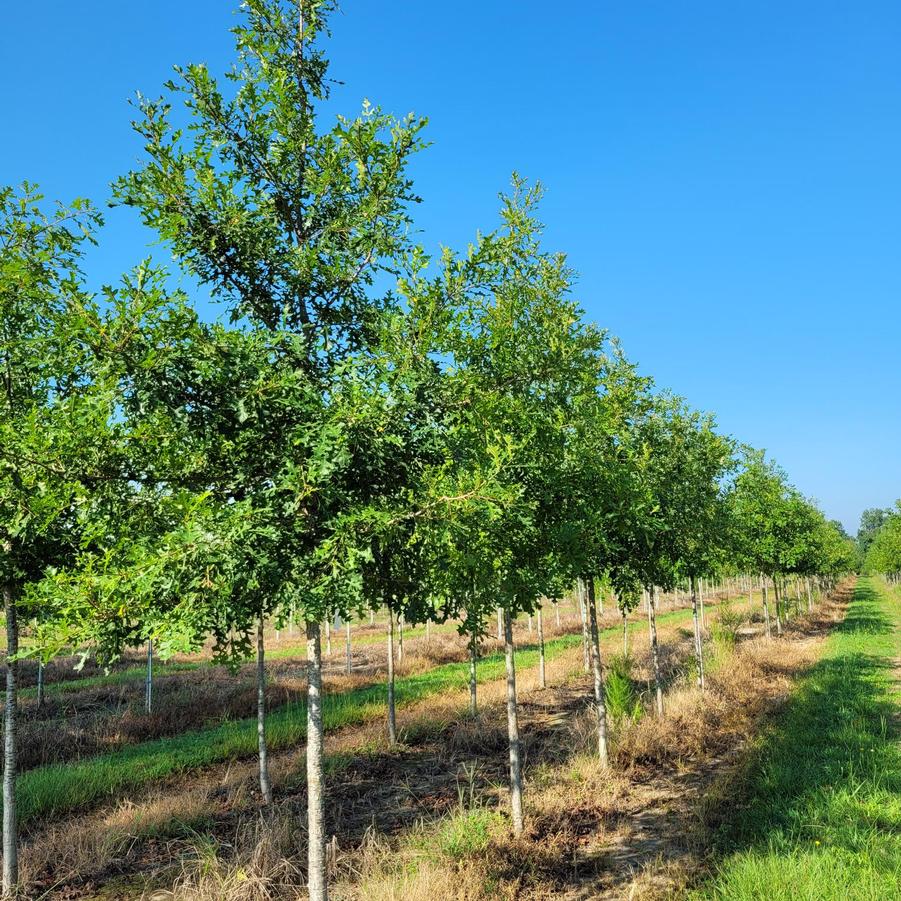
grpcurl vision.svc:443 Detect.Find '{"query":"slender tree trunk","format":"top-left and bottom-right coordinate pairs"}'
top-left (527, 613), bottom-right (533, 637)
top-left (344, 619), bottom-right (352, 675)
top-left (554, 601), bottom-right (560, 630)
top-left (805, 577), bottom-right (813, 613)
top-left (3, 584), bottom-right (18, 898)
top-left (586, 578), bottom-right (610, 767)
top-left (497, 607), bottom-right (503, 642)
top-left (690, 575), bottom-right (705, 690)
top-left (503, 610), bottom-right (524, 836)
top-left (398, 614), bottom-right (404, 663)
top-left (306, 620), bottom-right (327, 901)
top-left (648, 587), bottom-right (663, 717)
top-left (36, 659), bottom-right (44, 710)
top-left (699, 577), bottom-right (706, 631)
top-left (537, 604), bottom-right (546, 689)
top-left (386, 609), bottom-right (397, 745)
top-left (621, 610), bottom-right (628, 657)
top-left (369, 608), bottom-right (375, 626)
top-left (256, 615), bottom-right (272, 804)
top-left (468, 626), bottom-right (478, 715)
top-left (579, 583), bottom-right (590, 672)
top-left (144, 639), bottom-right (153, 714)
top-left (762, 582), bottom-right (772, 639)
top-left (773, 577), bottom-right (783, 635)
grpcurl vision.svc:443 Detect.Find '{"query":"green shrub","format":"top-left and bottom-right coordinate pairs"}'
top-left (605, 654), bottom-right (642, 722)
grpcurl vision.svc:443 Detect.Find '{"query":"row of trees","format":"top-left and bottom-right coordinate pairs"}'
top-left (861, 503), bottom-right (901, 578)
top-left (0, 2), bottom-right (854, 898)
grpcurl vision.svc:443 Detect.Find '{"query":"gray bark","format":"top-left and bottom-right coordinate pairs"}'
top-left (497, 606), bottom-right (503, 642)
top-left (386, 609), bottom-right (397, 745)
top-left (537, 604), bottom-right (546, 689)
top-left (306, 620), bottom-right (328, 901)
top-left (503, 610), bottom-right (524, 836)
top-left (774, 577), bottom-right (783, 635)
top-left (3, 583), bottom-right (18, 898)
top-left (622, 610), bottom-right (628, 657)
top-left (344, 619), bottom-right (352, 675)
top-left (257, 615), bottom-right (272, 804)
top-left (554, 601), bottom-right (560, 629)
top-left (397, 614), bottom-right (404, 663)
top-left (805, 577), bottom-right (813, 613)
top-left (586, 578), bottom-right (610, 767)
top-left (648, 587), bottom-right (663, 717)
top-left (578, 584), bottom-right (590, 672)
top-left (468, 626), bottom-right (478, 715)
top-left (762, 581), bottom-right (772, 639)
top-left (144, 639), bottom-right (153, 714)
top-left (690, 575), bottom-right (705, 690)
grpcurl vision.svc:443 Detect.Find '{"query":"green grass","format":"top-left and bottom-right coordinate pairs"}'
top-left (693, 577), bottom-right (901, 900)
top-left (12, 601), bottom-right (717, 827)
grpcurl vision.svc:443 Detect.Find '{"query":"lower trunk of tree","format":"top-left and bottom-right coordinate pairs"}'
top-left (468, 626), bottom-right (478, 715)
top-left (387, 610), bottom-right (397, 745)
top-left (773, 578), bottom-right (783, 635)
top-left (622, 611), bottom-right (628, 657)
top-left (344, 620), bottom-right (352, 675)
top-left (586, 578), bottom-right (610, 767)
top-left (36, 659), bottom-right (44, 709)
top-left (256, 615), bottom-right (272, 804)
top-left (497, 607), bottom-right (503, 642)
top-left (503, 610), bottom-right (524, 836)
top-left (647, 587), bottom-right (663, 717)
top-left (579, 584), bottom-right (590, 672)
top-left (554, 601), bottom-right (560, 629)
top-left (144, 639), bottom-right (153, 714)
top-left (398, 614), bottom-right (404, 663)
top-left (762, 583), bottom-right (772, 638)
top-left (805, 578), bottom-right (813, 613)
top-left (306, 621), bottom-right (327, 901)
top-left (537, 604), bottom-right (546, 689)
top-left (690, 575), bottom-right (705, 690)
top-left (3, 584), bottom-right (19, 898)
top-left (698, 578), bottom-right (706, 630)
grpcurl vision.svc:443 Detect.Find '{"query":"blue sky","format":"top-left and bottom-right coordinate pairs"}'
top-left (2, 1), bottom-right (899, 533)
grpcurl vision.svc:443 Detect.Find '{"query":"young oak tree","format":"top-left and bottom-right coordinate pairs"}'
top-left (111, 2), bottom-right (427, 896)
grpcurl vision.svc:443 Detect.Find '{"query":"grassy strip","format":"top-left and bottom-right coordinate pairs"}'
top-left (694, 577), bottom-right (901, 900)
top-left (13, 601), bottom-right (718, 827)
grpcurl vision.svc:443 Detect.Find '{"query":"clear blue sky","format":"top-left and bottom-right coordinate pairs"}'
top-left (3, 1), bottom-right (899, 533)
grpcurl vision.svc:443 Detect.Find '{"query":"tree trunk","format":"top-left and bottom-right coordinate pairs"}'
top-left (344, 619), bottom-right (352, 675)
top-left (144, 639), bottom-right (153, 714)
top-left (306, 621), bottom-right (328, 901)
top-left (497, 607), bottom-right (503, 642)
top-left (537, 604), bottom-right (546, 689)
top-left (579, 583), bottom-right (590, 672)
top-left (586, 578), bottom-right (610, 767)
top-left (386, 609), bottom-right (397, 745)
top-left (468, 626), bottom-right (478, 716)
top-left (699, 577), bottom-right (706, 630)
top-left (398, 614), bottom-right (404, 663)
top-left (554, 601), bottom-right (560, 629)
top-left (503, 610), bottom-right (524, 836)
top-left (805, 577), bottom-right (813, 613)
top-left (648, 587), bottom-right (663, 717)
top-left (621, 610), bottom-right (628, 657)
top-left (3, 584), bottom-right (18, 898)
top-left (762, 582), bottom-right (772, 639)
top-left (256, 615), bottom-right (272, 804)
top-left (36, 659), bottom-right (44, 710)
top-left (773, 577), bottom-right (783, 635)
top-left (690, 575), bottom-right (705, 690)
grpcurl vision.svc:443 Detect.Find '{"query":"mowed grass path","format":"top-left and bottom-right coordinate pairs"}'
top-left (12, 600), bottom-right (718, 829)
top-left (694, 577), bottom-right (901, 900)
